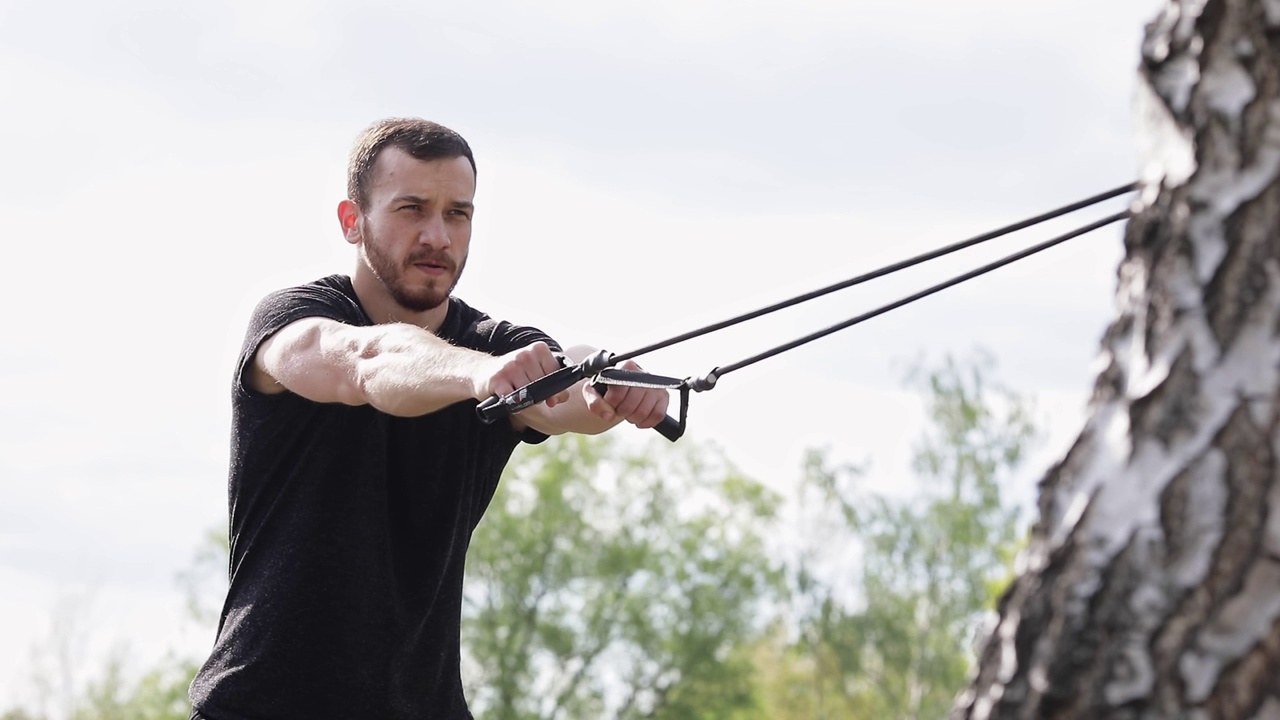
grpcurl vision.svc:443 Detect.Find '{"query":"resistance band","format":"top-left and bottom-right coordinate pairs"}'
top-left (477, 183), bottom-right (1139, 441)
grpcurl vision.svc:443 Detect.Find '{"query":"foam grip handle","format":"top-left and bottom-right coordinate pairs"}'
top-left (477, 364), bottom-right (584, 424)
top-left (476, 394), bottom-right (509, 423)
top-left (592, 382), bottom-right (683, 442)
top-left (653, 414), bottom-right (682, 442)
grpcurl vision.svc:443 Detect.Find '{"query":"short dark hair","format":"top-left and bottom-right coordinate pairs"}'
top-left (346, 118), bottom-right (477, 207)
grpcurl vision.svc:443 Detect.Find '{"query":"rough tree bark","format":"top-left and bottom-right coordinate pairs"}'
top-left (951, 1), bottom-right (1280, 718)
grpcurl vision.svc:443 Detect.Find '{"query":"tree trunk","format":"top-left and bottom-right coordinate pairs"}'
top-left (952, 1), bottom-right (1280, 718)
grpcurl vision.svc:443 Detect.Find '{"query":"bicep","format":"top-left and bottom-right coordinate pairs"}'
top-left (251, 317), bottom-right (366, 405)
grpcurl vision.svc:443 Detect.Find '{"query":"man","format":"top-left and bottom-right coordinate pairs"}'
top-left (189, 118), bottom-right (669, 720)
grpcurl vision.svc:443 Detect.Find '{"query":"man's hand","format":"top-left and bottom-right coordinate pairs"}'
top-left (474, 341), bottom-right (571, 408)
top-left (583, 360), bottom-right (671, 428)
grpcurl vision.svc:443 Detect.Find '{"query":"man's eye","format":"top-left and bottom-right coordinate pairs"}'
top-left (399, 204), bottom-right (422, 212)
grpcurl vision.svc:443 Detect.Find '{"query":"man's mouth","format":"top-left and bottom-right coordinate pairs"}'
top-left (410, 257), bottom-right (452, 275)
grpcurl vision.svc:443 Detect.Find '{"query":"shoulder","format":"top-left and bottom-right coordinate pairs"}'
top-left (253, 275), bottom-right (368, 325)
top-left (246, 275), bottom-right (370, 340)
top-left (236, 275), bottom-right (368, 392)
top-left (445, 297), bottom-right (561, 355)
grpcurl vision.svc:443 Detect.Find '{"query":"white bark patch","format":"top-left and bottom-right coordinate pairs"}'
top-left (1136, 78), bottom-right (1197, 196)
top-left (1104, 530), bottom-right (1167, 705)
top-left (1265, 0), bottom-right (1280, 27)
top-left (1167, 450), bottom-right (1228, 588)
top-left (1266, 431), bottom-right (1280, 558)
top-left (1185, 291), bottom-right (1224, 375)
top-left (1201, 105), bottom-right (1280, 216)
top-left (1158, 56), bottom-right (1201, 116)
top-left (1178, 650), bottom-right (1217, 703)
top-left (1123, 260), bottom-right (1170, 401)
top-left (1205, 262), bottom-right (1280, 404)
top-left (997, 608), bottom-right (1021, 684)
top-left (969, 689), bottom-right (999, 720)
top-left (967, 609), bottom-right (1017, 720)
top-left (1203, 55), bottom-right (1254, 144)
top-left (1039, 258), bottom-right (1151, 554)
top-left (1056, 489), bottom-right (1093, 549)
top-left (1185, 103), bottom-right (1280, 283)
top-left (1202, 57), bottom-right (1255, 119)
top-left (1104, 642), bottom-right (1157, 705)
top-left (1040, 405), bottom-right (1131, 557)
top-left (1181, 561), bottom-right (1280, 702)
top-left (1186, 211), bottom-right (1229, 284)
top-left (1063, 255), bottom-right (1176, 562)
top-left (1252, 696), bottom-right (1280, 720)
top-left (1146, 0), bottom-right (1206, 115)
top-left (1141, 1), bottom-right (1180, 63)
top-left (1193, 126), bottom-right (1280, 216)
top-left (1240, 263), bottom-right (1280, 429)
top-left (1171, 273), bottom-right (1280, 700)
top-left (1137, 0), bottom-right (1234, 197)
top-left (1176, 0), bottom-right (1210, 39)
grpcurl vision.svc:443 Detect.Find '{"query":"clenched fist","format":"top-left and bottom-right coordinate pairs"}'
top-left (583, 359), bottom-right (671, 428)
top-left (473, 341), bottom-right (570, 408)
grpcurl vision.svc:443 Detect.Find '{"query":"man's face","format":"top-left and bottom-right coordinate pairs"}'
top-left (356, 148), bottom-right (476, 313)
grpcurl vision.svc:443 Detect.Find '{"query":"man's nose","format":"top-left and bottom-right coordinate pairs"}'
top-left (418, 213), bottom-right (451, 248)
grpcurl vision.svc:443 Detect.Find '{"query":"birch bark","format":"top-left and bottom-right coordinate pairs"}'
top-left (953, 1), bottom-right (1280, 718)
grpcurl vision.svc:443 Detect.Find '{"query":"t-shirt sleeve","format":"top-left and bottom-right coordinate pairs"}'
top-left (489, 323), bottom-right (562, 356)
top-left (235, 283), bottom-right (361, 397)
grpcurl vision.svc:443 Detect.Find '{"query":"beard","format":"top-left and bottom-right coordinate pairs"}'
top-left (361, 222), bottom-right (467, 313)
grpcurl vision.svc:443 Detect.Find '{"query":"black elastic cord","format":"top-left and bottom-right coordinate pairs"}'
top-left (711, 210), bottom-right (1131, 378)
top-left (611, 182), bottom-right (1138, 365)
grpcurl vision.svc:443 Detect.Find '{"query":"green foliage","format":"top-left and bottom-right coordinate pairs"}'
top-left (66, 655), bottom-right (198, 720)
top-left (0, 529), bottom-right (226, 720)
top-left (754, 351), bottom-right (1037, 720)
top-left (177, 526), bottom-right (230, 628)
top-left (3, 353), bottom-right (1034, 720)
top-left (463, 434), bottom-right (785, 720)
top-left (0, 644), bottom-right (199, 720)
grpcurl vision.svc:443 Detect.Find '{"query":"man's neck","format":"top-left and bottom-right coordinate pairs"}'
top-left (351, 266), bottom-right (449, 333)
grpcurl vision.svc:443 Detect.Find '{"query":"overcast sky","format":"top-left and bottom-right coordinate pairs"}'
top-left (0, 0), bottom-right (1162, 710)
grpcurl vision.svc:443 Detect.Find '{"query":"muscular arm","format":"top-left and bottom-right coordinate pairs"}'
top-left (250, 318), bottom-right (669, 432)
top-left (249, 317), bottom-right (562, 418)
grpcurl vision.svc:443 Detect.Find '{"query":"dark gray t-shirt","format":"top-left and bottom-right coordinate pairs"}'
top-left (190, 274), bottom-right (558, 720)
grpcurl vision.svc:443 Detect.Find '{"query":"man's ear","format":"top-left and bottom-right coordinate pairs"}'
top-left (337, 200), bottom-right (362, 246)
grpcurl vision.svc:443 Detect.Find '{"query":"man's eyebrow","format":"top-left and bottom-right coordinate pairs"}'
top-left (389, 196), bottom-right (474, 211)
top-left (391, 194), bottom-right (429, 205)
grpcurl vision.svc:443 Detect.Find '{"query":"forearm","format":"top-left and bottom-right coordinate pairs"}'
top-left (261, 321), bottom-right (627, 426)
top-left (260, 319), bottom-right (488, 416)
top-left (351, 324), bottom-right (489, 416)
